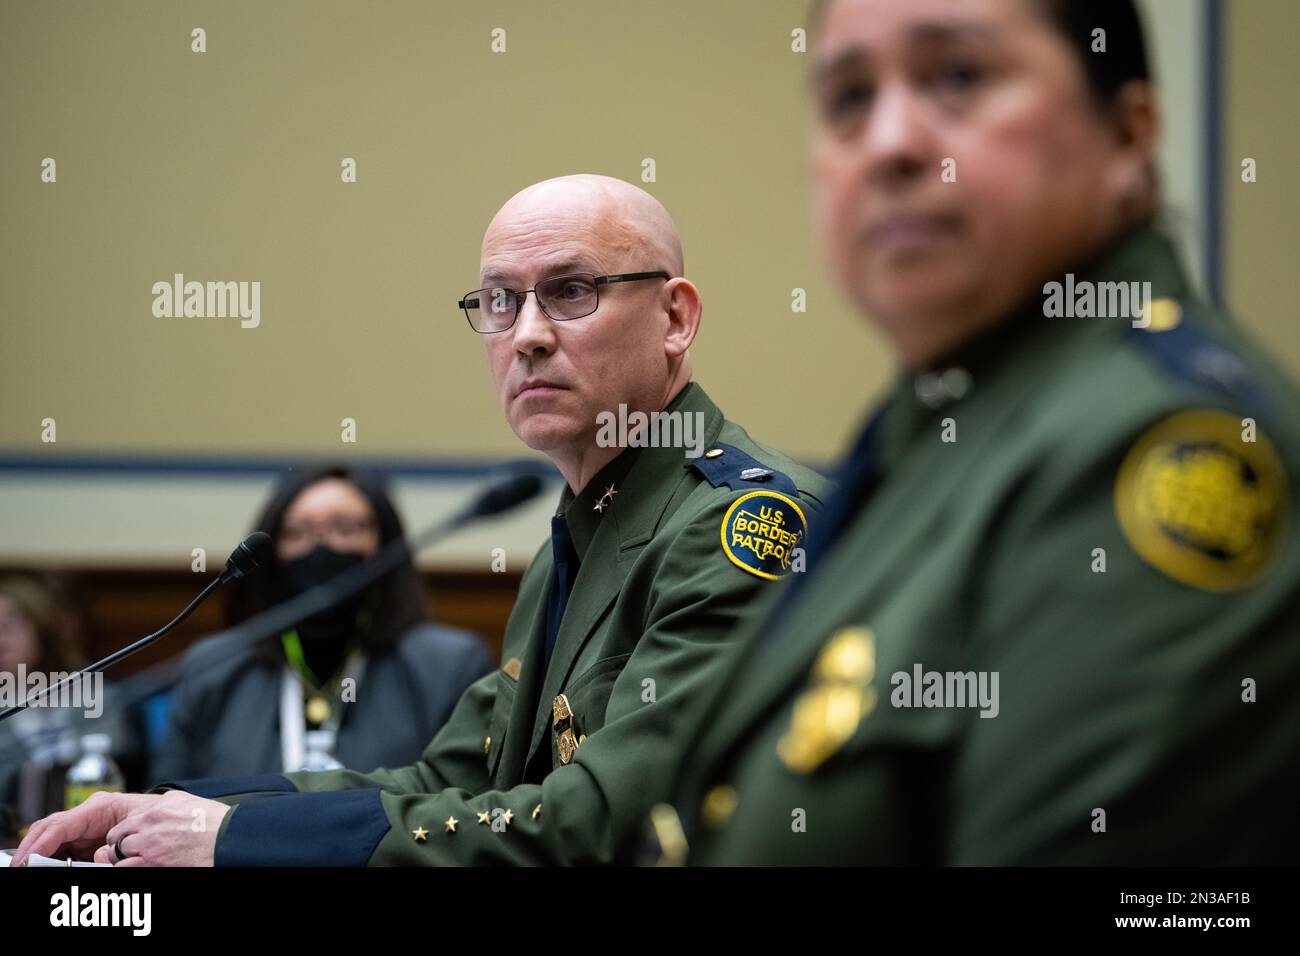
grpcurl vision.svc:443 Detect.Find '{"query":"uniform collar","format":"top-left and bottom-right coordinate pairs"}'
top-left (523, 381), bottom-right (727, 765)
top-left (555, 381), bottom-right (725, 559)
top-left (882, 223), bottom-right (1194, 455)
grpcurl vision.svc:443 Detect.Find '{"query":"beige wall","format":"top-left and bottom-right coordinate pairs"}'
top-left (1225, 0), bottom-right (1300, 377)
top-left (1, 0), bottom-right (1297, 565)
top-left (0, 0), bottom-right (880, 465)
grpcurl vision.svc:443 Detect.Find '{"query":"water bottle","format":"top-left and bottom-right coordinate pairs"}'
top-left (64, 733), bottom-right (125, 809)
top-left (299, 729), bottom-right (344, 771)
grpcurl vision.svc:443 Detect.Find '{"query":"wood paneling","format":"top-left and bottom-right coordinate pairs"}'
top-left (0, 567), bottom-right (522, 672)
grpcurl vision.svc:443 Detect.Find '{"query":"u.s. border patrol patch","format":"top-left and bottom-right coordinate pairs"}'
top-left (721, 490), bottom-right (808, 580)
top-left (1115, 409), bottom-right (1289, 592)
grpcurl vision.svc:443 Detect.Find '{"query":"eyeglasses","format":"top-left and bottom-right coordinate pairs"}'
top-left (280, 517), bottom-right (377, 550)
top-left (458, 271), bottom-right (670, 334)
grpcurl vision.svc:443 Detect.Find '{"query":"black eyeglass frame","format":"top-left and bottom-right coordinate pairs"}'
top-left (457, 271), bottom-right (671, 333)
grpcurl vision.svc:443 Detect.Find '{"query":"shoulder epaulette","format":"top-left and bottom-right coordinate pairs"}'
top-left (689, 443), bottom-right (809, 580)
top-left (688, 442), bottom-right (798, 496)
top-left (1128, 297), bottom-right (1274, 421)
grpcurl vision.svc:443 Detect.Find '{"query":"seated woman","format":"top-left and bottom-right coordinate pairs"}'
top-left (151, 464), bottom-right (492, 782)
top-left (0, 575), bottom-right (137, 833)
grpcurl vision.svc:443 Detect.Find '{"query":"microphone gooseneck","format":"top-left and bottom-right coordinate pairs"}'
top-left (0, 533), bottom-right (273, 723)
top-left (0, 470), bottom-right (552, 726)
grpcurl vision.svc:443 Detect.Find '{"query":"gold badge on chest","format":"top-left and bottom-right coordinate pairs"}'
top-left (552, 694), bottom-right (582, 765)
top-left (777, 627), bottom-right (877, 774)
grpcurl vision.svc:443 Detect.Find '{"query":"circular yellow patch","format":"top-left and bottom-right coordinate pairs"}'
top-left (1115, 409), bottom-right (1288, 591)
top-left (720, 490), bottom-right (809, 580)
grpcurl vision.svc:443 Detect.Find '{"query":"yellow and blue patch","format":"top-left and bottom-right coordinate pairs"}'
top-left (721, 490), bottom-right (808, 580)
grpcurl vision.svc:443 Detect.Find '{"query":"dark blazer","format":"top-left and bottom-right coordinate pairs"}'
top-left (150, 623), bottom-right (492, 784)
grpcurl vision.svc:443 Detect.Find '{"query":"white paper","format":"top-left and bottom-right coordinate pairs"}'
top-left (1, 848), bottom-right (111, 867)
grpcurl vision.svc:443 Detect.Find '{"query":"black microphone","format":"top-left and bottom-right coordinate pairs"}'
top-left (0, 533), bottom-right (275, 723)
top-left (222, 530), bottom-right (273, 582)
top-left (195, 469), bottom-right (550, 653)
top-left (449, 472), bottom-right (545, 527)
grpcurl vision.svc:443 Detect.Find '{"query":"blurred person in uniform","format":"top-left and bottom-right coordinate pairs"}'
top-left (660, 0), bottom-right (1300, 864)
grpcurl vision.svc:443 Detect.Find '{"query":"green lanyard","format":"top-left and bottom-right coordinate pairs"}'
top-left (280, 629), bottom-right (357, 690)
top-left (283, 629), bottom-right (355, 729)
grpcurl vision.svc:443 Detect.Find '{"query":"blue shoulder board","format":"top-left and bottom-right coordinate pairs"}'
top-left (1128, 298), bottom-right (1274, 421)
top-left (688, 442), bottom-right (798, 496)
top-left (690, 443), bottom-right (809, 580)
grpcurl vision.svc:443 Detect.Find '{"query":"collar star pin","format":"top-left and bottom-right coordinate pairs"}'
top-left (444, 816), bottom-right (458, 834)
top-left (412, 826), bottom-right (429, 842)
top-left (501, 810), bottom-right (514, 827)
top-left (531, 804), bottom-right (542, 820)
top-left (593, 484), bottom-right (619, 513)
top-left (476, 810), bottom-right (492, 825)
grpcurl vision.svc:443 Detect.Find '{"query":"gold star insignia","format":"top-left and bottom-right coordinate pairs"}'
top-left (412, 826), bottom-right (429, 842)
top-left (531, 804), bottom-right (542, 820)
top-left (444, 816), bottom-right (458, 834)
top-left (501, 810), bottom-right (514, 827)
top-left (476, 810), bottom-right (492, 825)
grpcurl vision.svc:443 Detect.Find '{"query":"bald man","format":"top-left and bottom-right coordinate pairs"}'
top-left (13, 175), bottom-right (827, 866)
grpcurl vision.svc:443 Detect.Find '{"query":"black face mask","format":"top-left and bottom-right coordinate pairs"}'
top-left (279, 545), bottom-right (370, 626)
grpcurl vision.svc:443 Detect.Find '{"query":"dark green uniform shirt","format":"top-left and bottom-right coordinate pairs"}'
top-left (667, 227), bottom-right (1300, 865)
top-left (157, 382), bottom-right (828, 865)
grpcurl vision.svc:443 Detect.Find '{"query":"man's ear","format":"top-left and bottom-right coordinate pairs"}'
top-left (1103, 81), bottom-right (1160, 217)
top-left (663, 277), bottom-right (702, 359)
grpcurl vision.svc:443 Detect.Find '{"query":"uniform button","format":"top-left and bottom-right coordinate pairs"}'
top-left (941, 367), bottom-right (972, 400)
top-left (915, 368), bottom-right (971, 408)
top-left (645, 804), bottom-right (689, 867)
top-left (484, 736), bottom-right (492, 754)
top-left (915, 373), bottom-right (946, 408)
top-left (1141, 297), bottom-right (1183, 331)
top-left (700, 784), bottom-right (739, 829)
top-left (705, 448), bottom-right (724, 459)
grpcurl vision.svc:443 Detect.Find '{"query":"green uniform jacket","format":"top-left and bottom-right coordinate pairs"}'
top-left (157, 382), bottom-right (828, 865)
top-left (667, 227), bottom-right (1300, 865)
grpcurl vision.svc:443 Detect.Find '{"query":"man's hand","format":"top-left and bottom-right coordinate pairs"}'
top-left (12, 790), bottom-right (230, 867)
